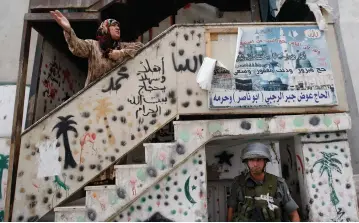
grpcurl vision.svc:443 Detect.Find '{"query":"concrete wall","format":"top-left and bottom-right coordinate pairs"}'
top-left (0, 0), bottom-right (37, 220)
top-left (174, 114), bottom-right (356, 221)
top-left (297, 132), bottom-right (358, 221)
top-left (330, 0), bottom-right (359, 174)
top-left (0, 86), bottom-right (30, 138)
top-left (0, 139), bottom-right (10, 221)
top-left (0, 0), bottom-right (38, 85)
top-left (0, 85), bottom-right (30, 221)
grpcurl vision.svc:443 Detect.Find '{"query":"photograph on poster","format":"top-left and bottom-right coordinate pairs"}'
top-left (209, 25), bottom-right (338, 108)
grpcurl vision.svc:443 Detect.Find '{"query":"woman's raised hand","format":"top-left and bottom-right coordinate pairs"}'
top-left (50, 10), bottom-right (71, 33)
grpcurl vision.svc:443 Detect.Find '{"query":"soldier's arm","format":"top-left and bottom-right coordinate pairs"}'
top-left (278, 178), bottom-right (300, 222)
top-left (289, 210), bottom-right (300, 222)
top-left (227, 207), bottom-right (234, 222)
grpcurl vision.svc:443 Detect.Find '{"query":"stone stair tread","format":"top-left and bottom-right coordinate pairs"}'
top-left (114, 164), bottom-right (147, 169)
top-left (54, 206), bottom-right (86, 211)
top-left (85, 184), bottom-right (117, 191)
top-left (143, 142), bottom-right (176, 146)
top-left (144, 142), bottom-right (177, 164)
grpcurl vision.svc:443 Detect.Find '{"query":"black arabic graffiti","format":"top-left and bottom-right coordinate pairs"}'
top-left (139, 58), bottom-right (165, 75)
top-left (102, 70), bottom-right (129, 93)
top-left (127, 57), bottom-right (167, 119)
top-left (236, 51), bottom-right (307, 62)
top-left (172, 53), bottom-right (203, 73)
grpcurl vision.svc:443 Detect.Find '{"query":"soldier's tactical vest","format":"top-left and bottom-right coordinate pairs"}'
top-left (232, 173), bottom-right (282, 222)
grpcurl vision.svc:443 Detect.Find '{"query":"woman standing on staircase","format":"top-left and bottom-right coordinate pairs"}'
top-left (50, 10), bottom-right (144, 87)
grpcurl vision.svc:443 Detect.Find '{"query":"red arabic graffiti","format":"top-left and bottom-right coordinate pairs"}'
top-left (42, 79), bottom-right (58, 99)
top-left (62, 68), bottom-right (74, 91)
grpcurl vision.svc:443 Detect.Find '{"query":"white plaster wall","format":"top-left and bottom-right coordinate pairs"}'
top-left (0, 0), bottom-right (38, 85)
top-left (335, 0), bottom-right (359, 174)
top-left (301, 132), bottom-right (358, 221)
top-left (0, 85), bottom-right (30, 138)
top-left (0, 1), bottom-right (35, 221)
top-left (0, 85), bottom-right (29, 221)
top-left (0, 139), bottom-right (10, 221)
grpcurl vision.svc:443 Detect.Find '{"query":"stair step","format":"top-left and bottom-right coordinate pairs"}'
top-left (109, 147), bottom-right (207, 222)
top-left (84, 184), bottom-right (130, 222)
top-left (114, 164), bottom-right (148, 186)
top-left (54, 206), bottom-right (86, 222)
top-left (85, 184), bottom-right (117, 191)
top-left (354, 174), bottom-right (359, 197)
top-left (114, 164), bottom-right (148, 169)
top-left (66, 196), bottom-right (86, 206)
top-left (86, 142), bottom-right (199, 221)
top-left (143, 143), bottom-right (176, 165)
top-left (54, 206), bottom-right (86, 211)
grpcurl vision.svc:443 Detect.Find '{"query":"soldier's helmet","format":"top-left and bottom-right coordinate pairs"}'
top-left (241, 142), bottom-right (271, 163)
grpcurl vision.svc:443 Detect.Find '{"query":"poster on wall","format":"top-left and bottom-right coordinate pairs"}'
top-left (209, 25), bottom-right (338, 108)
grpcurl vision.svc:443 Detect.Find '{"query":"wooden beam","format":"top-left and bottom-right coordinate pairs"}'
top-left (86, 0), bottom-right (119, 11)
top-left (250, 0), bottom-right (261, 22)
top-left (25, 35), bottom-right (44, 129)
top-left (4, 21), bottom-right (32, 222)
top-left (205, 27), bottom-right (238, 34)
top-left (205, 32), bottom-right (212, 57)
top-left (30, 0), bottom-right (98, 10)
top-left (24, 12), bottom-right (101, 22)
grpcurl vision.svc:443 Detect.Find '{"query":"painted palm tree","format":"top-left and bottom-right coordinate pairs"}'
top-left (53, 115), bottom-right (78, 169)
top-left (313, 152), bottom-right (342, 208)
top-left (94, 98), bottom-right (115, 145)
top-left (0, 154), bottom-right (9, 199)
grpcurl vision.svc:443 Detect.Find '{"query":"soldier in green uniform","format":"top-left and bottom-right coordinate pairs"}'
top-left (227, 143), bottom-right (300, 222)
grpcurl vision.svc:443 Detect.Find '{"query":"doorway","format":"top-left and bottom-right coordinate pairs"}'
top-left (205, 135), bottom-right (303, 221)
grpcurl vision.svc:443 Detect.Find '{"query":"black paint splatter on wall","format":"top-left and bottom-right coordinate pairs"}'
top-left (145, 212), bottom-right (173, 222)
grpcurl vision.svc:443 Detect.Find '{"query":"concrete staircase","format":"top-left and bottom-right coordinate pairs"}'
top-left (12, 24), bottom-right (183, 221)
top-left (54, 142), bottom-right (206, 221)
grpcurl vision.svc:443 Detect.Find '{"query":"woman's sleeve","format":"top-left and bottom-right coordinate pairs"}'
top-left (122, 42), bottom-right (144, 58)
top-left (63, 28), bottom-right (93, 58)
